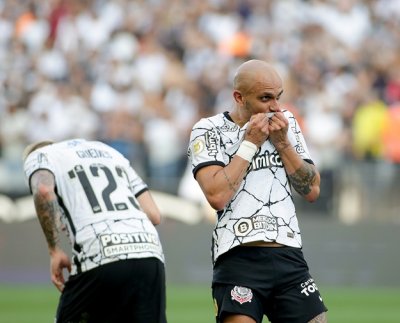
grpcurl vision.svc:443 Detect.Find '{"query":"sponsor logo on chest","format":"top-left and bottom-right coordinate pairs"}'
top-left (251, 151), bottom-right (283, 170)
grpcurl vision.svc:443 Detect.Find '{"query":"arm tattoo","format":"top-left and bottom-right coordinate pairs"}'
top-left (31, 171), bottom-right (60, 249)
top-left (222, 167), bottom-right (248, 193)
top-left (222, 168), bottom-right (236, 192)
top-left (34, 197), bottom-right (61, 249)
top-left (236, 168), bottom-right (248, 187)
top-left (288, 161), bottom-right (316, 196)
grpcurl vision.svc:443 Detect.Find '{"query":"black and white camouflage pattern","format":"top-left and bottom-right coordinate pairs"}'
top-left (188, 111), bottom-right (312, 264)
top-left (24, 139), bottom-right (164, 275)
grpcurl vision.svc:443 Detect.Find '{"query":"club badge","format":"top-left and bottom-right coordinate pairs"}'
top-left (231, 286), bottom-right (253, 304)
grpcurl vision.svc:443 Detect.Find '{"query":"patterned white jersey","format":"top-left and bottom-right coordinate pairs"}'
top-left (188, 111), bottom-right (313, 264)
top-left (24, 139), bottom-right (164, 275)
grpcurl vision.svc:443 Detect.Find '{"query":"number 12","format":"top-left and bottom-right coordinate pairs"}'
top-left (68, 163), bottom-right (139, 214)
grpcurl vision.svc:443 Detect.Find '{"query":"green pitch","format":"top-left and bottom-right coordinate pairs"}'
top-left (0, 284), bottom-right (399, 323)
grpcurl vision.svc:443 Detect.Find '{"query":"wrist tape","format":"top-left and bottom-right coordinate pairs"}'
top-left (236, 140), bottom-right (258, 162)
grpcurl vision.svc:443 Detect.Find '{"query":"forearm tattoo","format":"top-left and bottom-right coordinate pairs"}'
top-left (34, 196), bottom-right (61, 249)
top-left (288, 161), bottom-right (316, 196)
top-left (31, 171), bottom-right (60, 249)
top-left (222, 168), bottom-right (236, 192)
top-left (222, 166), bottom-right (248, 193)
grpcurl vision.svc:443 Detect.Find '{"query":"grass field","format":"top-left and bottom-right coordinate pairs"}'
top-left (0, 284), bottom-right (399, 323)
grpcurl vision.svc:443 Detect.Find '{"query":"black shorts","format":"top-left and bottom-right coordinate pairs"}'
top-left (56, 257), bottom-right (166, 323)
top-left (212, 246), bottom-right (327, 323)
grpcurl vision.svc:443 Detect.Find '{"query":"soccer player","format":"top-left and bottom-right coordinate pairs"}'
top-left (188, 60), bottom-right (328, 323)
top-left (23, 139), bottom-right (167, 323)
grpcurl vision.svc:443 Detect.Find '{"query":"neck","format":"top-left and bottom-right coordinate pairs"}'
top-left (229, 109), bottom-right (248, 128)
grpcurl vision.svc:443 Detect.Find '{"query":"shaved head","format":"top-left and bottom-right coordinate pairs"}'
top-left (233, 60), bottom-right (282, 95)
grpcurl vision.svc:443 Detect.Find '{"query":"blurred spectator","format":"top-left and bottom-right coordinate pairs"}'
top-left (352, 99), bottom-right (388, 160)
top-left (382, 104), bottom-right (400, 163)
top-left (0, 0), bottom-right (399, 202)
top-left (15, 1), bottom-right (49, 53)
top-left (0, 102), bottom-right (29, 195)
top-left (142, 91), bottom-right (186, 194)
top-left (101, 110), bottom-right (147, 179)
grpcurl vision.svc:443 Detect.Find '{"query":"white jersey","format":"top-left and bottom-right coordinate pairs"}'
top-left (188, 111), bottom-right (313, 264)
top-left (24, 139), bottom-right (164, 275)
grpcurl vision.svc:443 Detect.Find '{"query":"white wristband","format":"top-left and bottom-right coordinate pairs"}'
top-left (236, 140), bottom-right (258, 162)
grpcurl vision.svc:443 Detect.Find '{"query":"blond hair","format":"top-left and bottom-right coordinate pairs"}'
top-left (22, 140), bottom-right (54, 162)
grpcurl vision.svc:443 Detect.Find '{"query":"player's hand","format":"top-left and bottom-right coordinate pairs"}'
top-left (244, 113), bottom-right (271, 147)
top-left (49, 247), bottom-right (72, 292)
top-left (268, 111), bottom-right (290, 151)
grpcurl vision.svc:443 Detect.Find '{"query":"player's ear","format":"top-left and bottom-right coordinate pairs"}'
top-left (233, 90), bottom-right (244, 104)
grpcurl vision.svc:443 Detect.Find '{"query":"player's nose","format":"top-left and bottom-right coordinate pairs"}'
top-left (269, 99), bottom-right (280, 112)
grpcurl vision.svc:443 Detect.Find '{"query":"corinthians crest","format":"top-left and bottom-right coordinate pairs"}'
top-left (231, 286), bottom-right (253, 304)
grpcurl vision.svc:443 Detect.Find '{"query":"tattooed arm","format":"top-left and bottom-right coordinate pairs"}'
top-left (268, 112), bottom-right (320, 202)
top-left (30, 169), bottom-right (71, 291)
top-left (195, 159), bottom-right (250, 211)
top-left (276, 144), bottom-right (321, 202)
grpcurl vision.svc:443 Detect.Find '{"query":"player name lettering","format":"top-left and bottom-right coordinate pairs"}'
top-left (76, 149), bottom-right (112, 159)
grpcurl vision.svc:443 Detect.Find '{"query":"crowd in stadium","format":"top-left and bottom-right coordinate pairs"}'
top-left (0, 0), bottom-right (399, 197)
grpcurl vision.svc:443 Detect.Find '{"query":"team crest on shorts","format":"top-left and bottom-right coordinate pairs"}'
top-left (231, 286), bottom-right (253, 304)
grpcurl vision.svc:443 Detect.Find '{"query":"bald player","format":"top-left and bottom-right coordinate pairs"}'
top-left (187, 60), bottom-right (328, 323)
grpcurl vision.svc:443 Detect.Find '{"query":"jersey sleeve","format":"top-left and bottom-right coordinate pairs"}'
top-left (125, 165), bottom-right (148, 197)
top-left (286, 111), bottom-right (313, 163)
top-left (23, 149), bottom-right (55, 190)
top-left (187, 118), bottom-right (226, 178)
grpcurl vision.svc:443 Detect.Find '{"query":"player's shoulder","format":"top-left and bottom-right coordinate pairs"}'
top-left (86, 139), bottom-right (112, 152)
top-left (51, 139), bottom-right (124, 162)
top-left (25, 141), bottom-right (57, 161)
top-left (63, 138), bottom-right (110, 152)
top-left (282, 109), bottom-right (300, 127)
top-left (282, 108), bottom-right (294, 118)
top-left (192, 112), bottom-right (228, 130)
top-left (23, 144), bottom-right (55, 179)
top-left (24, 139), bottom-right (83, 173)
